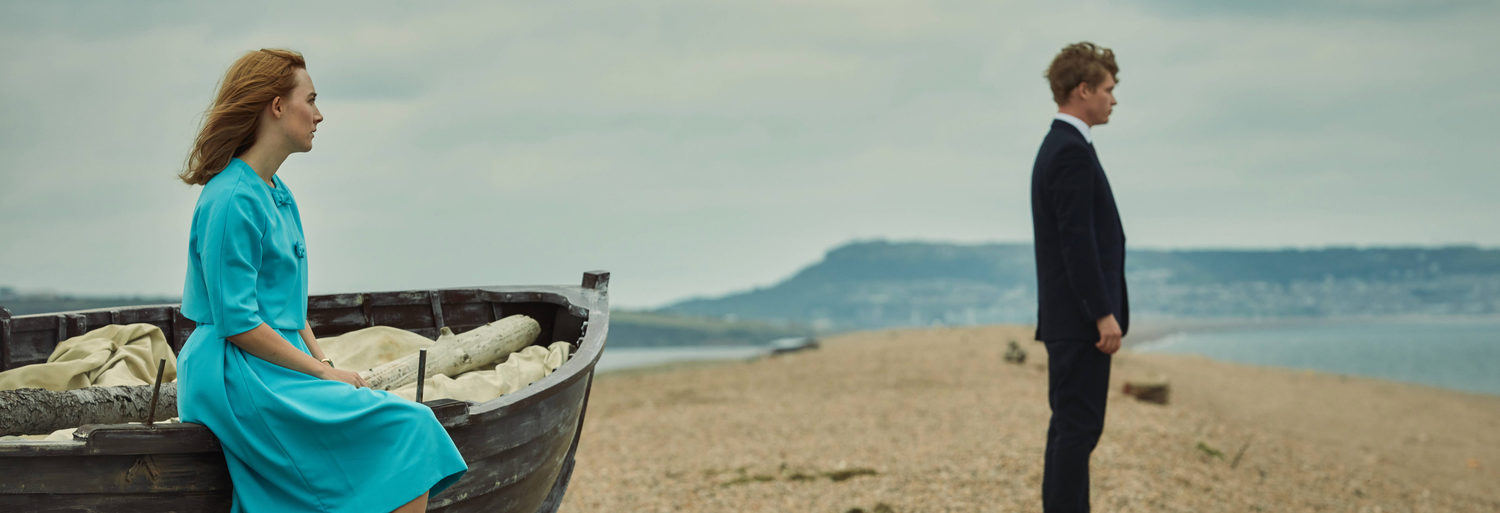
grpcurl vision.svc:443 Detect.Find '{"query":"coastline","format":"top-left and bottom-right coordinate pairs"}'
top-left (561, 325), bottom-right (1500, 512)
top-left (1127, 313), bottom-right (1500, 346)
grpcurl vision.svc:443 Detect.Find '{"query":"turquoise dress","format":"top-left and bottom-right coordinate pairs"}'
top-left (178, 159), bottom-right (467, 512)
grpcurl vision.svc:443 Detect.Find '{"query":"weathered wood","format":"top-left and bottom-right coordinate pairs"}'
top-left (432, 431), bottom-right (572, 512)
top-left (582, 271), bottom-right (610, 293)
top-left (1123, 377), bottom-right (1170, 405)
top-left (1003, 340), bottom-right (1027, 364)
top-left (76, 423), bottom-right (221, 454)
top-left (146, 358), bottom-right (167, 428)
top-left (442, 376), bottom-right (587, 461)
top-left (0, 491), bottom-right (232, 513)
top-left (0, 277), bottom-right (612, 513)
top-left (1, 307), bottom-right (11, 371)
top-left (0, 385), bottom-right (178, 436)
top-left (0, 452), bottom-right (229, 494)
top-left (362, 315), bottom-right (541, 391)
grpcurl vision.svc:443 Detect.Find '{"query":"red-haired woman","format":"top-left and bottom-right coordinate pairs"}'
top-left (176, 49), bottom-right (467, 513)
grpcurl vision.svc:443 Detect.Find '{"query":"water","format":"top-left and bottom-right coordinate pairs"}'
top-left (1136, 317), bottom-right (1500, 396)
top-left (595, 345), bottom-right (768, 373)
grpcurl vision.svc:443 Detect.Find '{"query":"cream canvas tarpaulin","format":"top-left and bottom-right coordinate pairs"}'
top-left (389, 342), bottom-right (573, 403)
top-left (0, 323), bottom-right (176, 391)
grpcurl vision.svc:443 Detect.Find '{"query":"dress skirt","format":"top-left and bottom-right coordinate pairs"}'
top-left (178, 324), bottom-right (468, 513)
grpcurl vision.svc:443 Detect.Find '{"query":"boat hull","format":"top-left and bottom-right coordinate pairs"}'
top-left (0, 273), bottom-right (610, 513)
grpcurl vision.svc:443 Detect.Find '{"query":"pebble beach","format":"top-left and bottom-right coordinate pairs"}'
top-left (558, 325), bottom-right (1500, 513)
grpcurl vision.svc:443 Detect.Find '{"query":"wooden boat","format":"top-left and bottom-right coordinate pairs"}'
top-left (0, 271), bottom-right (611, 513)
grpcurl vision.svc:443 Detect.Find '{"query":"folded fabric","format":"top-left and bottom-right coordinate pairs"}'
top-left (391, 342), bottom-right (574, 403)
top-left (0, 323), bottom-right (176, 391)
top-left (315, 326), bottom-right (573, 403)
top-left (316, 326), bottom-right (436, 372)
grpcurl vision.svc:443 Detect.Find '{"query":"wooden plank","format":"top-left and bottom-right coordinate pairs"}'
top-left (490, 302), bottom-right (505, 324)
top-left (171, 308), bottom-right (196, 353)
top-left (109, 307), bottom-right (176, 325)
top-left (430, 420), bottom-right (574, 511)
top-left (437, 289), bottom-right (484, 305)
top-left (408, 327), bottom-right (440, 340)
top-left (66, 313), bottom-right (87, 338)
top-left (440, 302), bottom-right (493, 329)
top-left (5, 330), bottom-right (54, 369)
top-left (1, 307), bottom-right (11, 371)
top-left (582, 271), bottom-right (610, 293)
top-left (77, 423), bottom-right (222, 455)
top-left (429, 290), bottom-right (446, 330)
top-left (424, 399), bottom-right (471, 427)
top-left (537, 374), bottom-right (591, 513)
top-left (0, 440), bottom-right (87, 457)
top-left (0, 453), bottom-right (230, 494)
top-left (307, 291), bottom-right (365, 309)
top-left (0, 492), bottom-right (231, 513)
top-left (450, 378), bottom-right (586, 461)
top-left (369, 304), bottom-right (436, 332)
top-left (361, 293), bottom-right (375, 327)
top-left (307, 307), bottom-right (368, 335)
top-left (166, 307), bottom-right (179, 353)
top-left (498, 303), bottom-right (558, 345)
top-left (365, 291), bottom-right (433, 307)
top-left (551, 309), bottom-right (583, 346)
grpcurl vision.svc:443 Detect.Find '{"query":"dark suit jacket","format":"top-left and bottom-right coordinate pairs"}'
top-left (1030, 119), bottom-right (1129, 342)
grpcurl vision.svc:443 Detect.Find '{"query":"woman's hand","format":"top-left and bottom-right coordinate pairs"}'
top-left (317, 367), bottom-right (370, 388)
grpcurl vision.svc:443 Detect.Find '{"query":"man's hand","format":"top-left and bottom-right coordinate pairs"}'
top-left (1096, 314), bottom-right (1122, 354)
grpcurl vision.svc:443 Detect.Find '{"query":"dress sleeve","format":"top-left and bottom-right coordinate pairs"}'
top-left (201, 188), bottom-right (267, 338)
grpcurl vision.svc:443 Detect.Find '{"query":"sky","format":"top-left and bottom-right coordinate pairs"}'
top-left (1, 0), bottom-right (1497, 308)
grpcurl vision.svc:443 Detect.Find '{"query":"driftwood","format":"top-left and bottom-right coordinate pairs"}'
top-left (0, 384), bottom-right (178, 436)
top-left (363, 314), bottom-right (540, 390)
top-left (1003, 340), bottom-right (1027, 364)
top-left (1122, 377), bottom-right (1170, 405)
top-left (0, 315), bottom-right (541, 436)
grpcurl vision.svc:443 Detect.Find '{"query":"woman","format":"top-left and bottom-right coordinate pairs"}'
top-left (176, 48), bottom-right (467, 513)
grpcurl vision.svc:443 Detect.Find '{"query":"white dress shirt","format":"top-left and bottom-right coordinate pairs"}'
top-left (1053, 113), bottom-right (1093, 144)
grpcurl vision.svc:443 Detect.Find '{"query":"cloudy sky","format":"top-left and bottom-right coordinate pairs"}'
top-left (2, 1), bottom-right (1496, 308)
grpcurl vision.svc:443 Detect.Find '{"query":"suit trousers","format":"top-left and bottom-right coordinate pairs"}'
top-left (1042, 339), bottom-right (1112, 513)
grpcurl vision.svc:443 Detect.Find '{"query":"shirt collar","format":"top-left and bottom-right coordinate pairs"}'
top-left (1053, 113), bottom-right (1093, 144)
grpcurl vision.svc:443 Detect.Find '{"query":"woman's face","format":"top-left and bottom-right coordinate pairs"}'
top-left (277, 68), bottom-right (323, 153)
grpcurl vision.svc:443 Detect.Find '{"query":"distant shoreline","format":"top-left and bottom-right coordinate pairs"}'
top-left (1125, 313), bottom-right (1500, 347)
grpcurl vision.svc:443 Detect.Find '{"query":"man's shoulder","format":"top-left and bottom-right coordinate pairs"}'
top-left (1038, 126), bottom-right (1090, 160)
top-left (1042, 121), bottom-right (1088, 147)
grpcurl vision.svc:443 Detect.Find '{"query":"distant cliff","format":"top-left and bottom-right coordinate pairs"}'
top-left (662, 240), bottom-right (1500, 330)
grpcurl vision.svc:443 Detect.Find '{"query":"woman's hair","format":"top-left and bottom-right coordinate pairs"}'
top-left (180, 49), bottom-right (307, 185)
top-left (1045, 42), bottom-right (1118, 106)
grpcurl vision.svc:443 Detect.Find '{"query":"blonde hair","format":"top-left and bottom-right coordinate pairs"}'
top-left (180, 49), bottom-right (306, 185)
top-left (1045, 42), bottom-right (1118, 106)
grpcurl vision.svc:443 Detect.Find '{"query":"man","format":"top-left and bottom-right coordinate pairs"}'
top-left (1029, 41), bottom-right (1127, 513)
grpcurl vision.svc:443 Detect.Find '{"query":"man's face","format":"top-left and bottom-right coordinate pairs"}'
top-left (1081, 74), bottom-right (1117, 126)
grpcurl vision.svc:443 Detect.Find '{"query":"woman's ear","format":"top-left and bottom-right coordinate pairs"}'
top-left (269, 96), bottom-right (284, 119)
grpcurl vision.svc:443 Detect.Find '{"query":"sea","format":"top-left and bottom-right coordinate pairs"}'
top-left (1135, 317), bottom-right (1500, 396)
top-left (593, 318), bottom-right (1500, 396)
